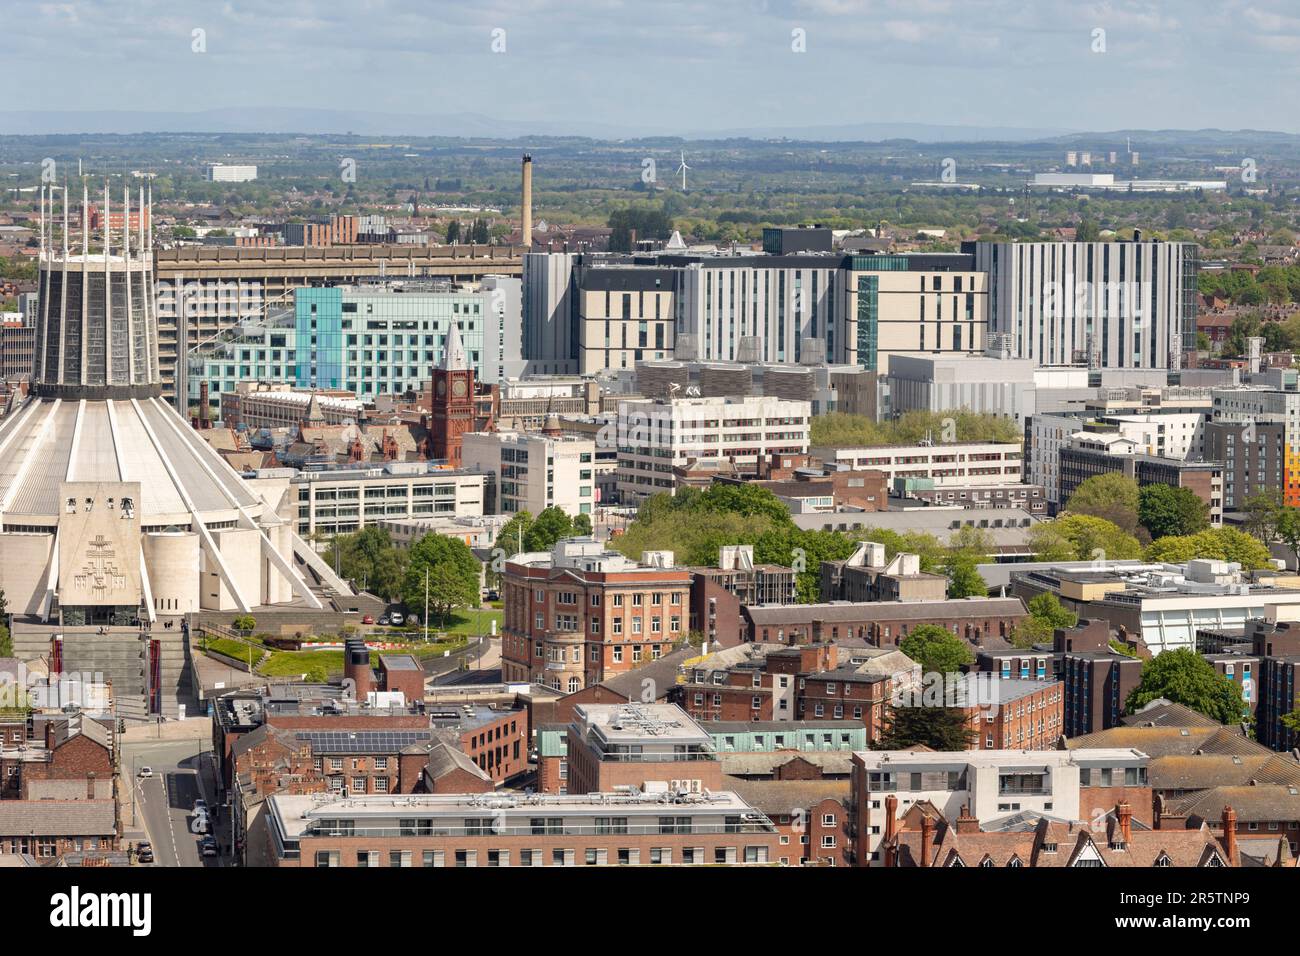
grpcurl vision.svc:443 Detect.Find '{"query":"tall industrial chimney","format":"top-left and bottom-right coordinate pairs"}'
top-left (521, 153), bottom-right (533, 248)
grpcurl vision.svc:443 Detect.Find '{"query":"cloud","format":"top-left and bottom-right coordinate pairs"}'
top-left (2, 0), bottom-right (1292, 133)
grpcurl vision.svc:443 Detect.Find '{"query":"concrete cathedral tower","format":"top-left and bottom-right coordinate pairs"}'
top-left (0, 181), bottom-right (351, 716)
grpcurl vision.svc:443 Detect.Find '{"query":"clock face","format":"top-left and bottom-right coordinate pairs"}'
top-left (452, 379), bottom-right (468, 398)
top-left (436, 379), bottom-right (446, 397)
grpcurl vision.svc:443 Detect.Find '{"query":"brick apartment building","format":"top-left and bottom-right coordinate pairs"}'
top-left (501, 539), bottom-right (693, 691)
top-left (563, 703), bottom-right (722, 796)
top-left (742, 597), bottom-right (1027, 647)
top-left (0, 719), bottom-right (117, 863)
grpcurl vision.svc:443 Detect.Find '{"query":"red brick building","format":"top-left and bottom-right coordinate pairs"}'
top-left (743, 597), bottom-right (1027, 647)
top-left (502, 539), bottom-right (692, 691)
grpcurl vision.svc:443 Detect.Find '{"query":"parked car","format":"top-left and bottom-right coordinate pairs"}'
top-left (378, 615), bottom-right (390, 626)
top-left (137, 766), bottom-right (153, 778)
top-left (486, 590), bottom-right (500, 602)
top-left (199, 836), bottom-right (218, 858)
top-left (388, 612), bottom-right (404, 626)
top-left (361, 615), bottom-right (374, 625)
top-left (136, 841), bottom-right (154, 864)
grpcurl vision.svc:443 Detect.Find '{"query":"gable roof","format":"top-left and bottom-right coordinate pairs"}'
top-left (424, 740), bottom-right (492, 784)
top-left (723, 776), bottom-right (849, 815)
top-left (1148, 753), bottom-right (1300, 792)
top-left (1063, 725), bottom-right (1272, 759)
top-left (596, 647), bottom-right (697, 699)
top-left (1169, 784), bottom-right (1300, 824)
top-left (0, 801), bottom-right (116, 837)
top-left (1120, 701), bottom-right (1222, 729)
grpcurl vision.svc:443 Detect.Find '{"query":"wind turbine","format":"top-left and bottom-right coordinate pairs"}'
top-left (677, 150), bottom-right (691, 191)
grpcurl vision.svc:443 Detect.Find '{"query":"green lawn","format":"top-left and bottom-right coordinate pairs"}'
top-left (260, 637), bottom-right (470, 677)
top-left (202, 638), bottom-right (263, 666)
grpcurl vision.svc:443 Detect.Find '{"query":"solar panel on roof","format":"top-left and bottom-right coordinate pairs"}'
top-left (295, 731), bottom-right (431, 753)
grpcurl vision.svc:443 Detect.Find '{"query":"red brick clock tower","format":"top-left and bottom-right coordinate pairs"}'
top-left (430, 322), bottom-right (475, 466)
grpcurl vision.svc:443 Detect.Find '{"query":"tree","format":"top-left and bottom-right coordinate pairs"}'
top-left (1076, 219), bottom-right (1101, 242)
top-left (1029, 514), bottom-right (1142, 562)
top-left (900, 623), bottom-right (974, 675)
top-left (470, 218), bottom-right (490, 244)
top-left (875, 706), bottom-right (976, 751)
top-left (524, 506), bottom-right (577, 553)
top-left (1026, 521), bottom-right (1077, 562)
top-left (1138, 484), bottom-right (1209, 540)
top-left (755, 527), bottom-right (857, 604)
top-left (571, 513), bottom-right (593, 537)
top-left (231, 615), bottom-right (256, 635)
top-left (1125, 648), bottom-right (1246, 724)
top-left (1242, 490), bottom-right (1283, 542)
top-left (326, 526), bottom-right (407, 600)
top-left (1028, 592), bottom-right (1077, 630)
top-left (445, 220), bottom-right (461, 244)
top-left (496, 511), bottom-right (533, 558)
top-left (1276, 507), bottom-right (1300, 569)
top-left (1144, 528), bottom-right (1273, 569)
top-left (402, 535), bottom-right (481, 627)
top-left (945, 551), bottom-right (988, 599)
top-left (1065, 473), bottom-right (1143, 539)
top-left (608, 204), bottom-right (674, 252)
top-left (1010, 593), bottom-right (1078, 648)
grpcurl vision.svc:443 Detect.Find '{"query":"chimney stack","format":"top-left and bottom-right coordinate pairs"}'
top-left (1117, 801), bottom-right (1132, 845)
top-left (521, 153), bottom-right (533, 249)
top-left (343, 638), bottom-right (373, 701)
top-left (920, 815), bottom-right (934, 867)
top-left (956, 802), bottom-right (979, 835)
top-left (1221, 805), bottom-right (1238, 865)
top-left (883, 793), bottom-right (899, 844)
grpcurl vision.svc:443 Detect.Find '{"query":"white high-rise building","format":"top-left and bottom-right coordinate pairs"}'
top-left (973, 241), bottom-right (1199, 371)
top-left (615, 395), bottom-right (811, 502)
top-left (206, 164), bottom-right (258, 182)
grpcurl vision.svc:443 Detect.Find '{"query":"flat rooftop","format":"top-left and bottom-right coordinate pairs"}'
top-left (854, 747), bottom-right (1150, 769)
top-left (269, 789), bottom-right (768, 840)
top-left (574, 703), bottom-right (711, 747)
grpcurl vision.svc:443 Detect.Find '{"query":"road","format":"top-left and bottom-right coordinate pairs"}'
top-left (121, 737), bottom-right (227, 868)
top-left (421, 634), bottom-right (496, 678)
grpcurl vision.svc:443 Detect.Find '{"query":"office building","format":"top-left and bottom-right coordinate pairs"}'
top-left (811, 441), bottom-right (1022, 488)
top-left (245, 462), bottom-right (486, 539)
top-left (462, 429), bottom-right (596, 517)
top-left (500, 538), bottom-right (692, 690)
top-left (615, 395), bottom-right (811, 503)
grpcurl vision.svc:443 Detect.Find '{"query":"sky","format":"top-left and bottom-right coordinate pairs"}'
top-left (5, 0), bottom-right (1300, 136)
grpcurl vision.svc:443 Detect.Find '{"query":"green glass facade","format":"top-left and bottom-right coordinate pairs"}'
top-left (190, 286), bottom-right (493, 411)
top-left (855, 274), bottom-right (879, 371)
